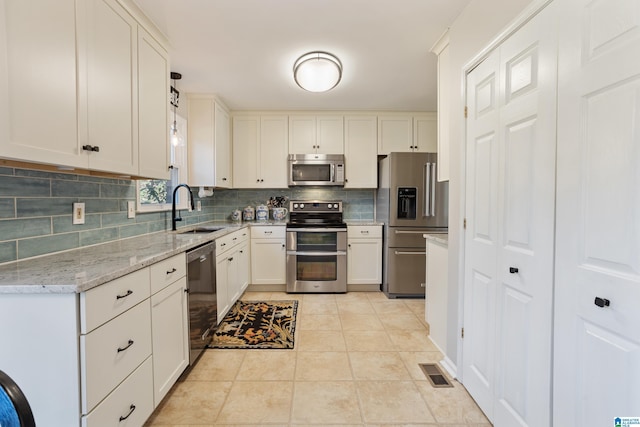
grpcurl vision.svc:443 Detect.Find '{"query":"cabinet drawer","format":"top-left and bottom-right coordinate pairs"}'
top-left (216, 232), bottom-right (236, 255)
top-left (347, 225), bottom-right (382, 239)
top-left (81, 268), bottom-right (151, 334)
top-left (82, 357), bottom-right (154, 427)
top-left (150, 253), bottom-right (186, 294)
top-left (81, 300), bottom-right (152, 413)
top-left (251, 225), bottom-right (285, 239)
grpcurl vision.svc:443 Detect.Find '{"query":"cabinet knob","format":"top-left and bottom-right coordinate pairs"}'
top-left (348, 244), bottom-right (351, 248)
top-left (222, 177), bottom-right (227, 181)
top-left (82, 144), bottom-right (99, 152)
top-left (594, 297), bottom-right (610, 308)
top-left (256, 179), bottom-right (260, 183)
top-left (168, 165), bottom-right (174, 170)
top-left (509, 267), bottom-right (519, 274)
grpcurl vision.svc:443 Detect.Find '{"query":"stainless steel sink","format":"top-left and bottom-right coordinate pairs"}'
top-left (178, 226), bottom-right (225, 235)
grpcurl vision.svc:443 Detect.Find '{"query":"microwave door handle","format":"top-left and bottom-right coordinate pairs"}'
top-left (330, 163), bottom-right (335, 183)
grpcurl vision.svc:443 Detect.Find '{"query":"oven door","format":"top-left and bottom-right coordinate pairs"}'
top-left (286, 229), bottom-right (347, 292)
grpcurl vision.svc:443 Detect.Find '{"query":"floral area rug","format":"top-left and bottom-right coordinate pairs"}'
top-left (211, 300), bottom-right (298, 349)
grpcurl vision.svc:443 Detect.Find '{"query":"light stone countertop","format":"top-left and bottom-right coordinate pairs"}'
top-left (424, 233), bottom-right (449, 245)
top-left (345, 220), bottom-right (384, 226)
top-left (0, 221), bottom-right (286, 295)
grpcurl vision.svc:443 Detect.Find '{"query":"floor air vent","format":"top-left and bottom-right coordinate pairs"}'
top-left (419, 363), bottom-right (453, 388)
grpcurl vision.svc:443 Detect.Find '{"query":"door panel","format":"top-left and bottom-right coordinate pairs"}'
top-left (464, 3), bottom-right (557, 426)
top-left (464, 49), bottom-right (500, 420)
top-left (554, 0), bottom-right (640, 424)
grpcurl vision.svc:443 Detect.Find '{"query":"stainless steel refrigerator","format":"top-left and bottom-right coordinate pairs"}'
top-left (376, 152), bottom-right (448, 298)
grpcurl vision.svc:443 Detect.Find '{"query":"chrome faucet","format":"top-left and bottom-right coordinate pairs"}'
top-left (171, 183), bottom-right (195, 231)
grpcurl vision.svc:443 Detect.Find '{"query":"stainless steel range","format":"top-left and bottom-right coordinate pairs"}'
top-left (286, 200), bottom-right (347, 293)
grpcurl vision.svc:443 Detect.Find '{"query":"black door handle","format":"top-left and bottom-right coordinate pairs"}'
top-left (594, 297), bottom-right (610, 308)
top-left (509, 267), bottom-right (519, 274)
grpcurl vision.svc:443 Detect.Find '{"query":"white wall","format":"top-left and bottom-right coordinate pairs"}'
top-left (445, 0), bottom-right (535, 370)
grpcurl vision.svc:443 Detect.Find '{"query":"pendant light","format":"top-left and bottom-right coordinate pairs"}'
top-left (293, 51), bottom-right (342, 92)
top-left (170, 72), bottom-right (184, 147)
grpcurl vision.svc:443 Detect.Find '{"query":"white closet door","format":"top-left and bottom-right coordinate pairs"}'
top-left (493, 3), bottom-right (558, 425)
top-left (554, 0), bottom-right (640, 425)
top-left (463, 49), bottom-right (501, 421)
top-left (464, 3), bottom-right (558, 425)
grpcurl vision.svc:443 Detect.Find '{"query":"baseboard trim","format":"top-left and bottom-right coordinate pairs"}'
top-left (246, 284), bottom-right (286, 292)
top-left (439, 356), bottom-right (458, 380)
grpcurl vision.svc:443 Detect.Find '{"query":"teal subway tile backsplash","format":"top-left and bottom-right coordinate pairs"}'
top-left (0, 166), bottom-right (375, 263)
top-left (0, 241), bottom-right (16, 263)
top-left (18, 233), bottom-right (79, 259)
top-left (0, 199), bottom-right (15, 218)
top-left (17, 197), bottom-right (77, 217)
top-left (0, 176), bottom-right (50, 197)
top-left (51, 180), bottom-right (100, 198)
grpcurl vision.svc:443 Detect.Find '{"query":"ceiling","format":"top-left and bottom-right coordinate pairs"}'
top-left (133, 0), bottom-right (472, 112)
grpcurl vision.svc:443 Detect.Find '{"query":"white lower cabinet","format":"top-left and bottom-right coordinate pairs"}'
top-left (250, 226), bottom-right (286, 285)
top-left (82, 357), bottom-right (154, 427)
top-left (346, 225), bottom-right (382, 285)
top-left (425, 237), bottom-right (448, 355)
top-left (216, 228), bottom-right (250, 322)
top-left (150, 276), bottom-right (188, 405)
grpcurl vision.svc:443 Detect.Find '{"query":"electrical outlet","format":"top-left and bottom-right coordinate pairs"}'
top-left (127, 201), bottom-right (136, 219)
top-left (197, 201), bottom-right (202, 211)
top-left (72, 203), bottom-right (85, 225)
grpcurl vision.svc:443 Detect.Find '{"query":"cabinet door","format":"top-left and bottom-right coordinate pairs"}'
top-left (413, 114), bottom-right (437, 153)
top-left (216, 254), bottom-right (230, 323)
top-left (0, 0), bottom-right (84, 168)
top-left (237, 242), bottom-right (250, 294)
top-left (347, 239), bottom-right (382, 284)
top-left (259, 115), bottom-right (289, 187)
top-left (227, 252), bottom-right (240, 304)
top-left (289, 115), bottom-right (316, 154)
top-left (344, 116), bottom-right (377, 188)
top-left (150, 278), bottom-right (188, 406)
top-left (138, 27), bottom-right (169, 180)
top-left (316, 116), bottom-right (344, 154)
top-left (378, 116), bottom-right (413, 154)
top-left (214, 102), bottom-right (231, 187)
top-left (232, 116), bottom-right (260, 188)
top-left (82, 0), bottom-right (138, 175)
top-left (425, 240), bottom-right (448, 354)
top-left (250, 239), bottom-right (286, 285)
top-left (188, 97), bottom-right (215, 186)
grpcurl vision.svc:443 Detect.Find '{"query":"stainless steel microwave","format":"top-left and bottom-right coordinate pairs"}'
top-left (288, 154), bottom-right (345, 186)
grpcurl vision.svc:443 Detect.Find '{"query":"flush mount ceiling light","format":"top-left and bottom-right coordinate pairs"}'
top-left (293, 51), bottom-right (342, 92)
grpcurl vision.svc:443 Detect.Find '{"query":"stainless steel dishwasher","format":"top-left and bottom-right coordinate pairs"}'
top-left (186, 241), bottom-right (217, 364)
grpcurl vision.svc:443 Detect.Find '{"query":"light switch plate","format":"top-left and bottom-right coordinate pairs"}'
top-left (127, 201), bottom-right (136, 219)
top-left (73, 203), bottom-right (85, 225)
top-left (197, 201), bottom-right (202, 211)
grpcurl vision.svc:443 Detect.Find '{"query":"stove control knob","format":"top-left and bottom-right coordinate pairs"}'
top-left (299, 203), bottom-right (305, 209)
top-left (293, 203), bottom-right (299, 209)
top-left (333, 203), bottom-right (339, 209)
top-left (327, 203), bottom-right (332, 209)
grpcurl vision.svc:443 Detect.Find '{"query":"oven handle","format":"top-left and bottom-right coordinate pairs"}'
top-left (286, 228), bottom-right (347, 233)
top-left (286, 251), bottom-right (347, 256)
top-left (394, 251), bottom-right (427, 255)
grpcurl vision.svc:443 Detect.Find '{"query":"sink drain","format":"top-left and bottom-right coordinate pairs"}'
top-left (419, 363), bottom-right (453, 388)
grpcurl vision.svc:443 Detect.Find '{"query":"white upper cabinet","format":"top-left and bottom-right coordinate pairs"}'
top-left (80, 0), bottom-right (138, 176)
top-left (137, 27), bottom-right (170, 180)
top-left (187, 95), bottom-right (232, 188)
top-left (377, 113), bottom-right (437, 154)
top-left (289, 115), bottom-right (344, 154)
top-left (431, 31), bottom-right (450, 181)
top-left (0, 0), bottom-right (84, 168)
top-left (344, 115), bottom-right (377, 188)
top-left (0, 0), bottom-right (170, 179)
top-left (233, 115), bottom-right (288, 188)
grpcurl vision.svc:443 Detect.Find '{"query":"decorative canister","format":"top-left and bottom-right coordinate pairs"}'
top-left (256, 204), bottom-right (269, 221)
top-left (242, 206), bottom-right (255, 221)
top-left (271, 207), bottom-right (288, 221)
top-left (231, 209), bottom-right (242, 222)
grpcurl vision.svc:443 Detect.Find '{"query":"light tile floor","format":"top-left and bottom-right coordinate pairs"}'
top-left (145, 291), bottom-right (491, 427)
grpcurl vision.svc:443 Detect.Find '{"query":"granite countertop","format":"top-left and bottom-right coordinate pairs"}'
top-left (0, 221), bottom-right (287, 295)
top-left (345, 220), bottom-right (384, 226)
top-left (424, 233), bottom-right (449, 245)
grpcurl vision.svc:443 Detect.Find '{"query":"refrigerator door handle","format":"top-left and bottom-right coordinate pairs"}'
top-left (394, 250), bottom-right (427, 256)
top-left (424, 163), bottom-right (431, 217)
top-left (431, 163), bottom-right (436, 216)
top-left (394, 230), bottom-right (428, 235)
